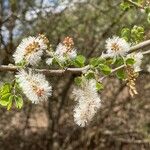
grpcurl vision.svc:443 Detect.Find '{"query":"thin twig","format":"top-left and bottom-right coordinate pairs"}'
top-left (114, 138), bottom-right (150, 144)
top-left (142, 49), bottom-right (150, 55)
top-left (99, 65), bottom-right (125, 81)
top-left (129, 40), bottom-right (150, 52)
top-left (126, 0), bottom-right (144, 9)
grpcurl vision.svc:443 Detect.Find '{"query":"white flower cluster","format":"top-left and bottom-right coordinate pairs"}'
top-left (102, 36), bottom-right (130, 58)
top-left (55, 43), bottom-right (77, 62)
top-left (46, 37), bottom-right (77, 65)
top-left (12, 34), bottom-right (146, 127)
top-left (16, 70), bottom-right (52, 104)
top-left (13, 35), bottom-right (48, 66)
top-left (127, 52), bottom-right (143, 72)
top-left (73, 79), bottom-right (101, 127)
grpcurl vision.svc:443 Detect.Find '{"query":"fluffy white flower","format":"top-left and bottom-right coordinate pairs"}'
top-left (103, 36), bottom-right (130, 58)
top-left (127, 52), bottom-right (143, 72)
top-left (54, 37), bottom-right (77, 63)
top-left (13, 35), bottom-right (48, 66)
top-left (16, 70), bottom-right (52, 104)
top-left (55, 43), bottom-right (77, 62)
top-left (73, 79), bottom-right (101, 127)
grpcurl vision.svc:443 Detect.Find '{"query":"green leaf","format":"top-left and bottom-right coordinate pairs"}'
top-left (85, 71), bottom-right (95, 79)
top-left (0, 99), bottom-right (9, 106)
top-left (106, 58), bottom-right (113, 65)
top-left (0, 83), bottom-right (12, 95)
top-left (116, 69), bottom-right (126, 80)
top-left (89, 57), bottom-right (106, 67)
top-left (98, 64), bottom-right (111, 75)
top-left (131, 26), bottom-right (144, 43)
top-left (114, 57), bottom-right (124, 65)
top-left (0, 93), bottom-right (11, 106)
top-left (120, 2), bottom-right (131, 11)
top-left (120, 0), bottom-right (143, 11)
top-left (74, 77), bottom-right (82, 86)
top-left (7, 96), bottom-right (13, 110)
top-left (147, 13), bottom-right (150, 24)
top-left (73, 55), bottom-right (86, 67)
top-left (0, 99), bottom-right (10, 106)
top-left (15, 95), bottom-right (23, 109)
top-left (96, 82), bottom-right (104, 91)
top-left (121, 28), bottom-right (130, 42)
top-left (121, 26), bottom-right (144, 43)
top-left (126, 58), bottom-right (135, 65)
top-left (145, 7), bottom-right (150, 14)
top-left (1, 93), bottom-right (11, 100)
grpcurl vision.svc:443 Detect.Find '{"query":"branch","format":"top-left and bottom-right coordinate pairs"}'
top-left (0, 39), bottom-right (150, 76)
top-left (129, 40), bottom-right (150, 52)
top-left (0, 65), bottom-right (90, 76)
top-left (114, 138), bottom-right (150, 144)
top-left (101, 129), bottom-right (150, 144)
top-left (142, 49), bottom-right (150, 55)
top-left (99, 65), bottom-right (125, 81)
top-left (99, 49), bottom-right (150, 81)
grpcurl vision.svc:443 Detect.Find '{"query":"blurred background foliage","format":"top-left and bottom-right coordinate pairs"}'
top-left (0, 0), bottom-right (150, 149)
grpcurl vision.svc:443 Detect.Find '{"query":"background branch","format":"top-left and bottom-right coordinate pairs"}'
top-left (126, 0), bottom-right (144, 9)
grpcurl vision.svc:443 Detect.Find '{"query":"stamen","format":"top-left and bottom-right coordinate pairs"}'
top-left (36, 88), bottom-right (44, 97)
top-left (111, 43), bottom-right (120, 52)
top-left (32, 84), bottom-right (44, 97)
top-left (63, 37), bottom-right (74, 52)
top-left (38, 34), bottom-right (49, 45)
top-left (24, 41), bottom-right (40, 57)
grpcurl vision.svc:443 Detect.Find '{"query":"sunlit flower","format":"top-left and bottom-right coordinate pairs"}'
top-left (73, 79), bottom-right (101, 127)
top-left (103, 36), bottom-right (130, 58)
top-left (55, 37), bottom-right (77, 63)
top-left (16, 70), bottom-right (52, 104)
top-left (13, 34), bottom-right (48, 66)
top-left (127, 52), bottom-right (143, 72)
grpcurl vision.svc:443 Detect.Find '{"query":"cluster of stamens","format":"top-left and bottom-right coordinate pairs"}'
top-left (35, 87), bottom-right (44, 97)
top-left (63, 36), bottom-right (74, 52)
top-left (26, 78), bottom-right (44, 97)
top-left (125, 66), bottom-right (138, 97)
top-left (38, 34), bottom-right (49, 45)
top-left (111, 43), bottom-right (120, 52)
top-left (31, 82), bottom-right (44, 97)
top-left (25, 41), bottom-right (40, 57)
